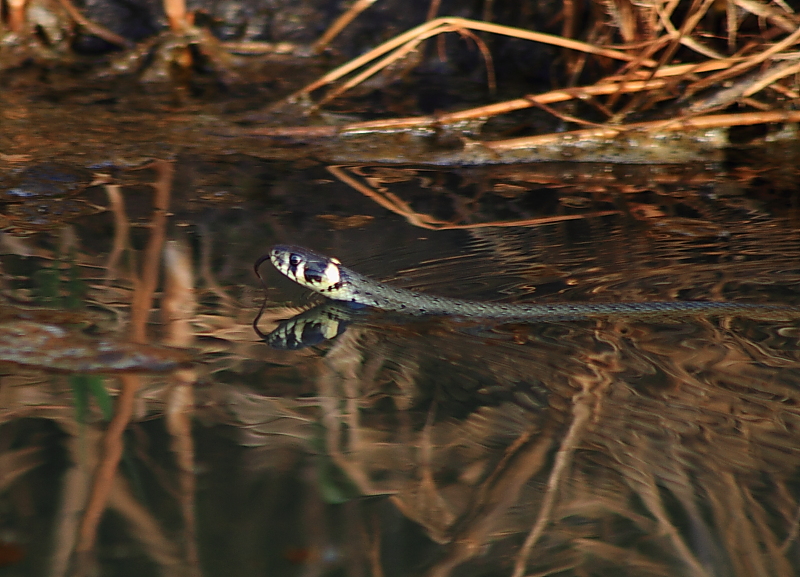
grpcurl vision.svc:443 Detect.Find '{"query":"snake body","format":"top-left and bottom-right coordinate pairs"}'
top-left (267, 245), bottom-right (792, 321)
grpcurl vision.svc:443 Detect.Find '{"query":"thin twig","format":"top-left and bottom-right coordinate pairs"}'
top-left (687, 24), bottom-right (800, 97)
top-left (312, 0), bottom-right (378, 54)
top-left (55, 0), bottom-right (132, 48)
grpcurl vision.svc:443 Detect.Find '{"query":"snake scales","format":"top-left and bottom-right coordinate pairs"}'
top-left (261, 245), bottom-right (794, 321)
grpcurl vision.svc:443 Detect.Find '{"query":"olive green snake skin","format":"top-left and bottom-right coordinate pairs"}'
top-left (260, 245), bottom-right (795, 321)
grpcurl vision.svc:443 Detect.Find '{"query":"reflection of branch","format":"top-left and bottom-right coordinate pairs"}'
top-left (404, 399), bottom-right (459, 536)
top-left (108, 478), bottom-right (182, 572)
top-left (54, 425), bottom-right (182, 577)
top-left (197, 223), bottom-right (236, 310)
top-left (319, 331), bottom-right (390, 495)
top-left (780, 502), bottom-right (800, 553)
top-left (429, 425), bottom-right (555, 577)
top-left (75, 373), bottom-right (141, 554)
top-left (365, 509), bottom-right (384, 577)
top-left (166, 369), bottom-right (201, 574)
top-left (130, 160), bottom-right (173, 345)
top-left (512, 367), bottom-right (601, 577)
top-left (163, 239), bottom-right (196, 347)
top-left (739, 480), bottom-right (786, 574)
top-left (328, 165), bottom-right (619, 230)
top-left (0, 446), bottom-right (42, 490)
top-left (163, 239), bottom-right (201, 574)
top-left (103, 184), bottom-right (131, 284)
top-left (612, 443), bottom-right (712, 577)
top-left (76, 160), bottom-right (174, 556)
top-left (51, 444), bottom-right (93, 577)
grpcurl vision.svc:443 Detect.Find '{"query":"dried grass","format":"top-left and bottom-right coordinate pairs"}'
top-left (262, 4), bottom-right (800, 155)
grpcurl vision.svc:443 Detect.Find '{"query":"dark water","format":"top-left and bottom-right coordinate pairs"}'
top-left (1, 155), bottom-right (800, 577)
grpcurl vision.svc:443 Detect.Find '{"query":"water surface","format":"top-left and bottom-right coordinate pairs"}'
top-left (1, 155), bottom-right (800, 577)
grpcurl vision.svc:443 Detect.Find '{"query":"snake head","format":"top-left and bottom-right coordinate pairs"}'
top-left (270, 245), bottom-right (342, 293)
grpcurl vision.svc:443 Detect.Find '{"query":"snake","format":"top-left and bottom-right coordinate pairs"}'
top-left (261, 245), bottom-right (795, 321)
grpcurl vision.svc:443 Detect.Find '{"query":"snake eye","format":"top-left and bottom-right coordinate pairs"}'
top-left (289, 254), bottom-right (302, 267)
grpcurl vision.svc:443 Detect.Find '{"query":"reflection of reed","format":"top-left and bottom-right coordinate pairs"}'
top-left (290, 305), bottom-right (800, 576)
top-left (572, 321), bottom-right (800, 576)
